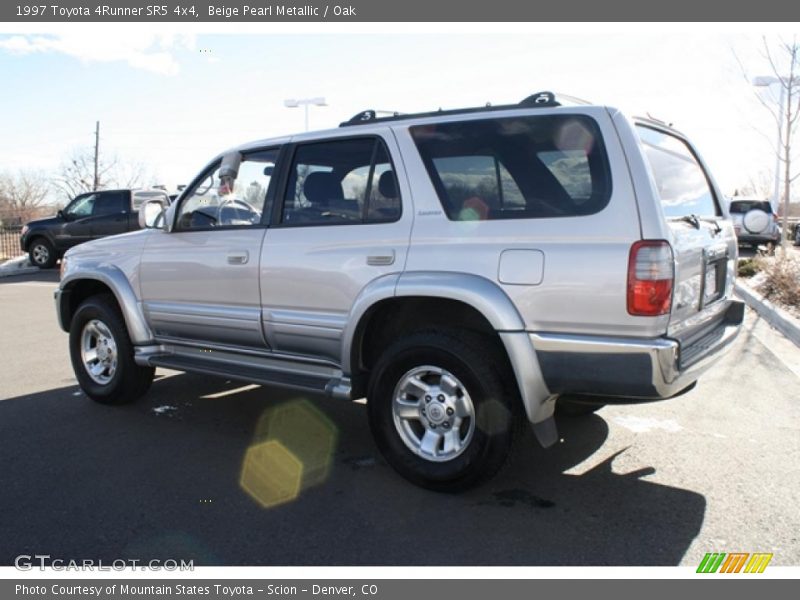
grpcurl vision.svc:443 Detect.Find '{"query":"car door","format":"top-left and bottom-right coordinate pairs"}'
top-left (139, 148), bottom-right (280, 350)
top-left (56, 193), bottom-right (96, 248)
top-left (89, 191), bottom-right (130, 239)
top-left (260, 134), bottom-right (412, 363)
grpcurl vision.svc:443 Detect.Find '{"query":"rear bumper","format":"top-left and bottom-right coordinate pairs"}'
top-left (736, 232), bottom-right (780, 245)
top-left (532, 300), bottom-right (745, 400)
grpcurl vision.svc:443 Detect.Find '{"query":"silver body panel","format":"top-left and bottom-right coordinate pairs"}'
top-left (55, 103), bottom-right (743, 446)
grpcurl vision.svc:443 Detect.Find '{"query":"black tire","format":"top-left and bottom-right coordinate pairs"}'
top-left (69, 294), bottom-right (154, 404)
top-left (556, 395), bottom-right (605, 417)
top-left (28, 237), bottom-right (56, 269)
top-left (367, 330), bottom-right (514, 492)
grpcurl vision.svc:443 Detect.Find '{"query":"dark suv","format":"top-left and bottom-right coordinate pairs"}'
top-left (20, 189), bottom-right (169, 268)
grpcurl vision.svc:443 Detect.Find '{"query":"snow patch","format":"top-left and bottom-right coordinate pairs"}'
top-left (612, 415), bottom-right (683, 433)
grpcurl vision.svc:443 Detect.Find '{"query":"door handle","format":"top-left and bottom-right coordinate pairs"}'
top-left (227, 251), bottom-right (249, 265)
top-left (367, 250), bottom-right (395, 266)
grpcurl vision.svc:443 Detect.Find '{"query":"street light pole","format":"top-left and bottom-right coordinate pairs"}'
top-left (283, 97), bottom-right (327, 132)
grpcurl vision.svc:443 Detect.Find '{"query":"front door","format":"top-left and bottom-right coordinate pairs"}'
top-left (139, 148), bottom-right (280, 350)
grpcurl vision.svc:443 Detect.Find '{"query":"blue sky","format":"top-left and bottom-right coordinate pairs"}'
top-left (0, 28), bottom-right (793, 200)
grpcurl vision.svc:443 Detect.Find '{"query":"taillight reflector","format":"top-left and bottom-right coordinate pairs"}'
top-left (627, 240), bottom-right (674, 316)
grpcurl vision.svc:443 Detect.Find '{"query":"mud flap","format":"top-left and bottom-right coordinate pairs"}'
top-left (532, 416), bottom-right (559, 448)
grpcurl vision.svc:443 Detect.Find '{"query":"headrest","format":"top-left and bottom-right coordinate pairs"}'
top-left (303, 172), bottom-right (343, 206)
top-left (378, 170), bottom-right (398, 199)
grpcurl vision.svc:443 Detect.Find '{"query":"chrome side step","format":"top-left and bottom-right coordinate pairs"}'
top-left (134, 344), bottom-right (352, 400)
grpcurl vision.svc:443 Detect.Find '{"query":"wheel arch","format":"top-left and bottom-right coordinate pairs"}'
top-left (58, 266), bottom-right (153, 344)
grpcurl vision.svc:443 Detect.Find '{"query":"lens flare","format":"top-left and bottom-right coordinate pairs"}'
top-left (239, 399), bottom-right (338, 509)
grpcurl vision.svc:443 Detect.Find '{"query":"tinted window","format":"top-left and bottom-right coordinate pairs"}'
top-left (281, 138), bottom-right (401, 226)
top-left (92, 192), bottom-right (127, 216)
top-left (66, 194), bottom-right (96, 218)
top-left (176, 149), bottom-right (278, 230)
top-left (410, 115), bottom-right (611, 221)
top-left (637, 126), bottom-right (719, 218)
top-left (729, 200), bottom-right (772, 214)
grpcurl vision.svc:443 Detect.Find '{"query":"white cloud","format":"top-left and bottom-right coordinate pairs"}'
top-left (0, 32), bottom-right (194, 75)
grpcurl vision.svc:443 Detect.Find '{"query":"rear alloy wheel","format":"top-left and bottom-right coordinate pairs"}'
top-left (28, 238), bottom-right (56, 269)
top-left (69, 294), bottom-right (154, 404)
top-left (367, 331), bottom-right (514, 491)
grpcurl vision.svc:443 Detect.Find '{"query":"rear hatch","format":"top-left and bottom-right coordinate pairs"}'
top-left (636, 124), bottom-right (737, 357)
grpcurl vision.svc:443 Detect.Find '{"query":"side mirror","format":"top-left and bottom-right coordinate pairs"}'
top-left (138, 200), bottom-right (165, 229)
top-left (57, 210), bottom-right (65, 219)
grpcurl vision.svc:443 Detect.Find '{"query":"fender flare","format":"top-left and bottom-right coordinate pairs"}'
top-left (59, 265), bottom-right (154, 345)
top-left (341, 272), bottom-right (555, 428)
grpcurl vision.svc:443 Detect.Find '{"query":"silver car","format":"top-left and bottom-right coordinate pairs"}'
top-left (55, 92), bottom-right (744, 490)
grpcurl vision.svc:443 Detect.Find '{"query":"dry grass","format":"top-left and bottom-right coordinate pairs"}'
top-left (753, 250), bottom-right (800, 313)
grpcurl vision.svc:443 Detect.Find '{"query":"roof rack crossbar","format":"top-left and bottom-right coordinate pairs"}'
top-left (339, 90), bottom-right (562, 127)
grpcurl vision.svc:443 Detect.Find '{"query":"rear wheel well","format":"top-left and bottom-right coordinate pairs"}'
top-left (351, 297), bottom-right (514, 398)
top-left (63, 280), bottom-right (120, 331)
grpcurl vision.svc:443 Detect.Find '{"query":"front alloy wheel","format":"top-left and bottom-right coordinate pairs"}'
top-left (80, 319), bottom-right (118, 385)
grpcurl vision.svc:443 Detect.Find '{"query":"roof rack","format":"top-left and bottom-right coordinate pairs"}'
top-left (339, 91), bottom-right (562, 127)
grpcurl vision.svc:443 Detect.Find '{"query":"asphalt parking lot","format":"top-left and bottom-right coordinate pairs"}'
top-left (1, 270), bottom-right (799, 566)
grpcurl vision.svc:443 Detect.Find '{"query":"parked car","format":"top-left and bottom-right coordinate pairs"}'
top-left (55, 92), bottom-right (743, 490)
top-left (20, 189), bottom-right (170, 269)
top-left (727, 198), bottom-right (781, 247)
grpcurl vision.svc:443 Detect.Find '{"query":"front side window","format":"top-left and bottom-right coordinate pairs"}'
top-left (176, 149), bottom-right (278, 230)
top-left (410, 115), bottom-right (611, 221)
top-left (281, 137), bottom-right (401, 226)
top-left (637, 126), bottom-right (719, 218)
top-left (66, 194), bottom-right (96, 218)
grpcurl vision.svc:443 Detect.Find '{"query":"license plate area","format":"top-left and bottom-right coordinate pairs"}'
top-left (701, 246), bottom-right (728, 308)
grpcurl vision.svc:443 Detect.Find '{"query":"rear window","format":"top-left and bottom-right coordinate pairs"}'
top-left (637, 125), bottom-right (719, 218)
top-left (410, 115), bottom-right (612, 221)
top-left (729, 200), bottom-right (772, 214)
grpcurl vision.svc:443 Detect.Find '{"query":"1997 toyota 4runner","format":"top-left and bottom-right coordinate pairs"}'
top-left (55, 92), bottom-right (744, 490)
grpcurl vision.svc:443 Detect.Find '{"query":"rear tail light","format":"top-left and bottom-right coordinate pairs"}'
top-left (627, 240), bottom-right (674, 316)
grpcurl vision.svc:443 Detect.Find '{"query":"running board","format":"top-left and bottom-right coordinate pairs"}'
top-left (135, 345), bottom-right (352, 400)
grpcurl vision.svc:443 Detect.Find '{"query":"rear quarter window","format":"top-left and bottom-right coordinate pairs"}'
top-left (410, 114), bottom-right (612, 221)
top-left (637, 125), bottom-right (720, 218)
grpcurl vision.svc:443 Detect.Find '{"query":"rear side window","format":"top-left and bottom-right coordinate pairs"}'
top-left (637, 126), bottom-right (719, 218)
top-left (729, 200), bottom-right (772, 214)
top-left (281, 137), bottom-right (401, 226)
top-left (410, 115), bottom-right (611, 221)
top-left (92, 192), bottom-right (127, 216)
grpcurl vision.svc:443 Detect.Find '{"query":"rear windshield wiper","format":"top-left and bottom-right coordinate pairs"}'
top-left (672, 214), bottom-right (722, 234)
top-left (675, 214), bottom-right (701, 229)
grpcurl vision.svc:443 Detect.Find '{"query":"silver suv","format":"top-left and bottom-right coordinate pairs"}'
top-left (55, 92), bottom-right (744, 490)
top-left (728, 198), bottom-right (782, 247)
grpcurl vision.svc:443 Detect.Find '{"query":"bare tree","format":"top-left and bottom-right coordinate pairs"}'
top-left (0, 170), bottom-right (51, 225)
top-left (734, 169), bottom-right (773, 199)
top-left (54, 147), bottom-right (157, 202)
top-left (750, 37), bottom-right (800, 247)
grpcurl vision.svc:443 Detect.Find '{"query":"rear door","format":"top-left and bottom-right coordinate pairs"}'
top-left (259, 134), bottom-right (411, 363)
top-left (636, 125), bottom-right (737, 340)
top-left (89, 191), bottom-right (130, 238)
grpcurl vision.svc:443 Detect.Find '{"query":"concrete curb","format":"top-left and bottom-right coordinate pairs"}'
top-left (735, 280), bottom-right (800, 349)
top-left (0, 255), bottom-right (40, 279)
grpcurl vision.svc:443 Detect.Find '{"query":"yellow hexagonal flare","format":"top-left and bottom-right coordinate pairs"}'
top-left (240, 399), bottom-right (338, 508)
top-left (240, 440), bottom-right (303, 509)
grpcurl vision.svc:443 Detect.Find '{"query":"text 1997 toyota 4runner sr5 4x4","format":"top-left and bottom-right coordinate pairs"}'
top-left (55, 92), bottom-right (744, 490)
